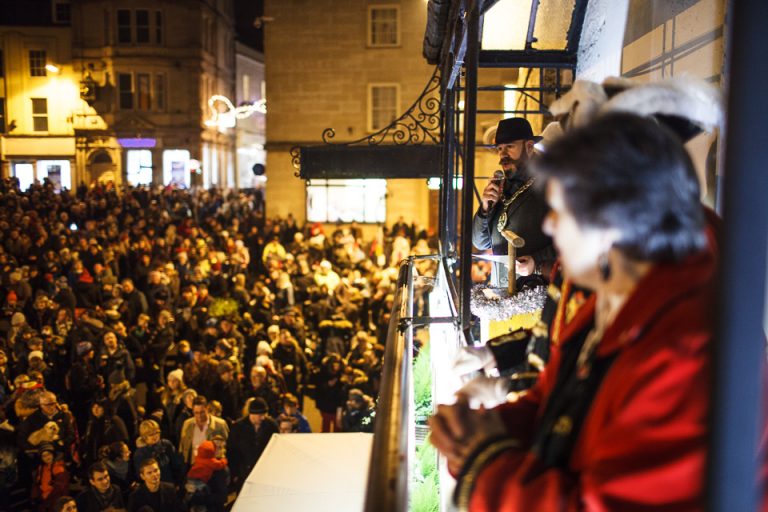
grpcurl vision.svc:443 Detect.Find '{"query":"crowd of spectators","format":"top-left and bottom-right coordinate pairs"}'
top-left (0, 177), bottom-right (434, 511)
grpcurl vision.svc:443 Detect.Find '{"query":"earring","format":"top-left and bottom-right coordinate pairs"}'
top-left (598, 252), bottom-right (611, 281)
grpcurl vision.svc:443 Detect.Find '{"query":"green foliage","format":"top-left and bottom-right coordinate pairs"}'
top-left (209, 297), bottom-right (239, 319)
top-left (413, 342), bottom-right (433, 421)
top-left (411, 435), bottom-right (439, 512)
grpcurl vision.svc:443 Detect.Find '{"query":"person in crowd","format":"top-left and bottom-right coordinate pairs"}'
top-left (279, 393), bottom-right (311, 433)
top-left (32, 444), bottom-right (70, 511)
top-left (277, 415), bottom-right (299, 434)
top-left (243, 365), bottom-right (280, 418)
top-left (341, 388), bottom-right (375, 433)
top-left (133, 419), bottom-right (182, 485)
top-left (54, 496), bottom-right (78, 512)
top-left (178, 396), bottom-right (229, 465)
top-left (75, 461), bottom-right (126, 512)
top-left (127, 458), bottom-right (182, 512)
top-left (80, 397), bottom-right (129, 470)
top-left (184, 440), bottom-right (229, 512)
top-left (210, 360), bottom-right (243, 423)
top-left (226, 398), bottom-right (278, 491)
top-left (104, 441), bottom-right (136, 502)
top-left (430, 113), bottom-right (717, 510)
top-left (314, 354), bottom-right (346, 433)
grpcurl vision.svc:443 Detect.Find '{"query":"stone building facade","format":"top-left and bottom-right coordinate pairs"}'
top-left (263, 0), bottom-right (437, 232)
top-left (1, 0), bottom-right (238, 190)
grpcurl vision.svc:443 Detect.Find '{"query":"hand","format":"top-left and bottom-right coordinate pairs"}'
top-left (481, 178), bottom-right (502, 213)
top-left (428, 396), bottom-right (507, 475)
top-left (457, 375), bottom-right (511, 409)
top-left (452, 346), bottom-right (497, 375)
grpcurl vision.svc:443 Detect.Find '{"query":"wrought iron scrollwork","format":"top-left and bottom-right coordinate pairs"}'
top-left (322, 66), bottom-right (442, 146)
top-left (290, 146), bottom-right (301, 175)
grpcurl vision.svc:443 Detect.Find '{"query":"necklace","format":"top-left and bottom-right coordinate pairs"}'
top-left (496, 177), bottom-right (536, 233)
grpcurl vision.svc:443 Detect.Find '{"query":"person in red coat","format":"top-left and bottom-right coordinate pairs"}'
top-left (431, 113), bottom-right (717, 511)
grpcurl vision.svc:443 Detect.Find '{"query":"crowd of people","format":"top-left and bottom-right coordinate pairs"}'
top-left (0, 177), bottom-right (431, 511)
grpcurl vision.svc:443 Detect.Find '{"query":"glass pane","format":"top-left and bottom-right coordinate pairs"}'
top-left (532, 0), bottom-right (575, 50)
top-left (117, 10), bottom-right (131, 43)
top-left (119, 74), bottom-right (133, 109)
top-left (137, 73), bottom-right (150, 110)
top-left (31, 98), bottom-right (47, 114)
top-left (482, 0), bottom-right (532, 50)
top-left (163, 149), bottom-right (190, 188)
top-left (126, 150), bottom-right (153, 186)
top-left (154, 74), bottom-right (165, 110)
top-left (307, 181), bottom-right (329, 223)
top-left (13, 163), bottom-right (35, 191)
top-left (36, 160), bottom-right (71, 191)
top-left (33, 116), bottom-right (48, 132)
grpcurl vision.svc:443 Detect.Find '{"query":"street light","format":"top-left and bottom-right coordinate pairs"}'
top-left (45, 63), bottom-right (61, 74)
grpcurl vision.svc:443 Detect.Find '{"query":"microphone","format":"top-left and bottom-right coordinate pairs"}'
top-left (488, 170), bottom-right (505, 211)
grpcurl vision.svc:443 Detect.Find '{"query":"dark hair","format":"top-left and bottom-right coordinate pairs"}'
top-left (88, 461), bottom-right (108, 480)
top-left (532, 112), bottom-right (706, 262)
top-left (192, 395), bottom-right (208, 408)
top-left (54, 496), bottom-right (76, 512)
top-left (139, 457), bottom-right (158, 473)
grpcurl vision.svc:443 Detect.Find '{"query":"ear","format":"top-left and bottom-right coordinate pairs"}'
top-left (525, 140), bottom-right (535, 155)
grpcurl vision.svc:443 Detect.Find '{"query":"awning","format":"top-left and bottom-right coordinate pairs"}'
top-left (232, 433), bottom-right (373, 512)
top-left (298, 144), bottom-right (442, 180)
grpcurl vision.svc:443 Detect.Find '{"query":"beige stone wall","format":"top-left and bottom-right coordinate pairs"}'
top-left (264, 0), bottom-right (435, 228)
top-left (621, 0), bottom-right (727, 206)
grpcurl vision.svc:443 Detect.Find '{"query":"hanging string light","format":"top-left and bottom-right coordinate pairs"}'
top-left (204, 95), bottom-right (267, 128)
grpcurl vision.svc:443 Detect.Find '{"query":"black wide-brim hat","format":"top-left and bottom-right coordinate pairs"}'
top-left (495, 118), bottom-right (544, 145)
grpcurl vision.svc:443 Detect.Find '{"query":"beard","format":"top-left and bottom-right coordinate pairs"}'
top-left (500, 151), bottom-right (529, 172)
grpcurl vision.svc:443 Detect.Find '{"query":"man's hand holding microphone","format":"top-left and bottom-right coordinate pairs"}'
top-left (481, 170), bottom-right (505, 213)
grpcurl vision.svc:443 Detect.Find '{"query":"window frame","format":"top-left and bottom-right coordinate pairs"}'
top-left (118, 72), bottom-right (134, 110)
top-left (367, 82), bottom-right (400, 133)
top-left (0, 98), bottom-right (6, 134)
top-left (367, 5), bottom-right (401, 48)
top-left (31, 98), bottom-right (49, 132)
top-left (52, 0), bottom-right (71, 24)
top-left (306, 179), bottom-right (388, 224)
top-left (29, 50), bottom-right (47, 77)
top-left (116, 9), bottom-right (163, 45)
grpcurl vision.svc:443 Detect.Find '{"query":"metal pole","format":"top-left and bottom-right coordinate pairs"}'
top-left (440, 88), bottom-right (455, 260)
top-left (708, 1), bottom-right (768, 511)
top-left (459, 0), bottom-right (480, 341)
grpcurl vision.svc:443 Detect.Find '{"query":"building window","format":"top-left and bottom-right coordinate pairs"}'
top-left (368, 5), bottom-right (399, 47)
top-left (154, 73), bottom-right (165, 111)
top-left (126, 149), bottom-right (153, 186)
top-left (29, 50), bottom-right (47, 77)
top-left (156, 11), bottom-right (163, 44)
top-left (163, 149), bottom-right (190, 188)
top-left (37, 160), bottom-right (71, 191)
top-left (306, 179), bottom-right (387, 223)
top-left (117, 9), bottom-right (131, 43)
top-left (0, 50), bottom-right (4, 77)
top-left (116, 9), bottom-right (161, 45)
top-left (0, 99), bottom-right (5, 133)
top-left (135, 10), bottom-right (150, 43)
top-left (31, 98), bottom-right (48, 132)
top-left (53, 0), bottom-right (71, 24)
top-left (118, 73), bottom-right (133, 110)
top-left (136, 73), bottom-right (151, 110)
top-left (368, 83), bottom-right (399, 132)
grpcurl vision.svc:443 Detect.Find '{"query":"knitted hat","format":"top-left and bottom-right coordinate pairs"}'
top-left (11, 312), bottom-right (25, 327)
top-left (248, 397), bottom-right (268, 415)
top-left (167, 368), bottom-right (184, 385)
top-left (76, 341), bottom-right (93, 356)
top-left (28, 350), bottom-right (44, 361)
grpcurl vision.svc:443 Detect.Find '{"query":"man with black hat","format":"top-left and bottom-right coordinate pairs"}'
top-left (472, 118), bottom-right (554, 285)
top-left (226, 397), bottom-right (278, 491)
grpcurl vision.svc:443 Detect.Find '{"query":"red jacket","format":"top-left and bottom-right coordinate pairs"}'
top-left (460, 243), bottom-right (716, 511)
